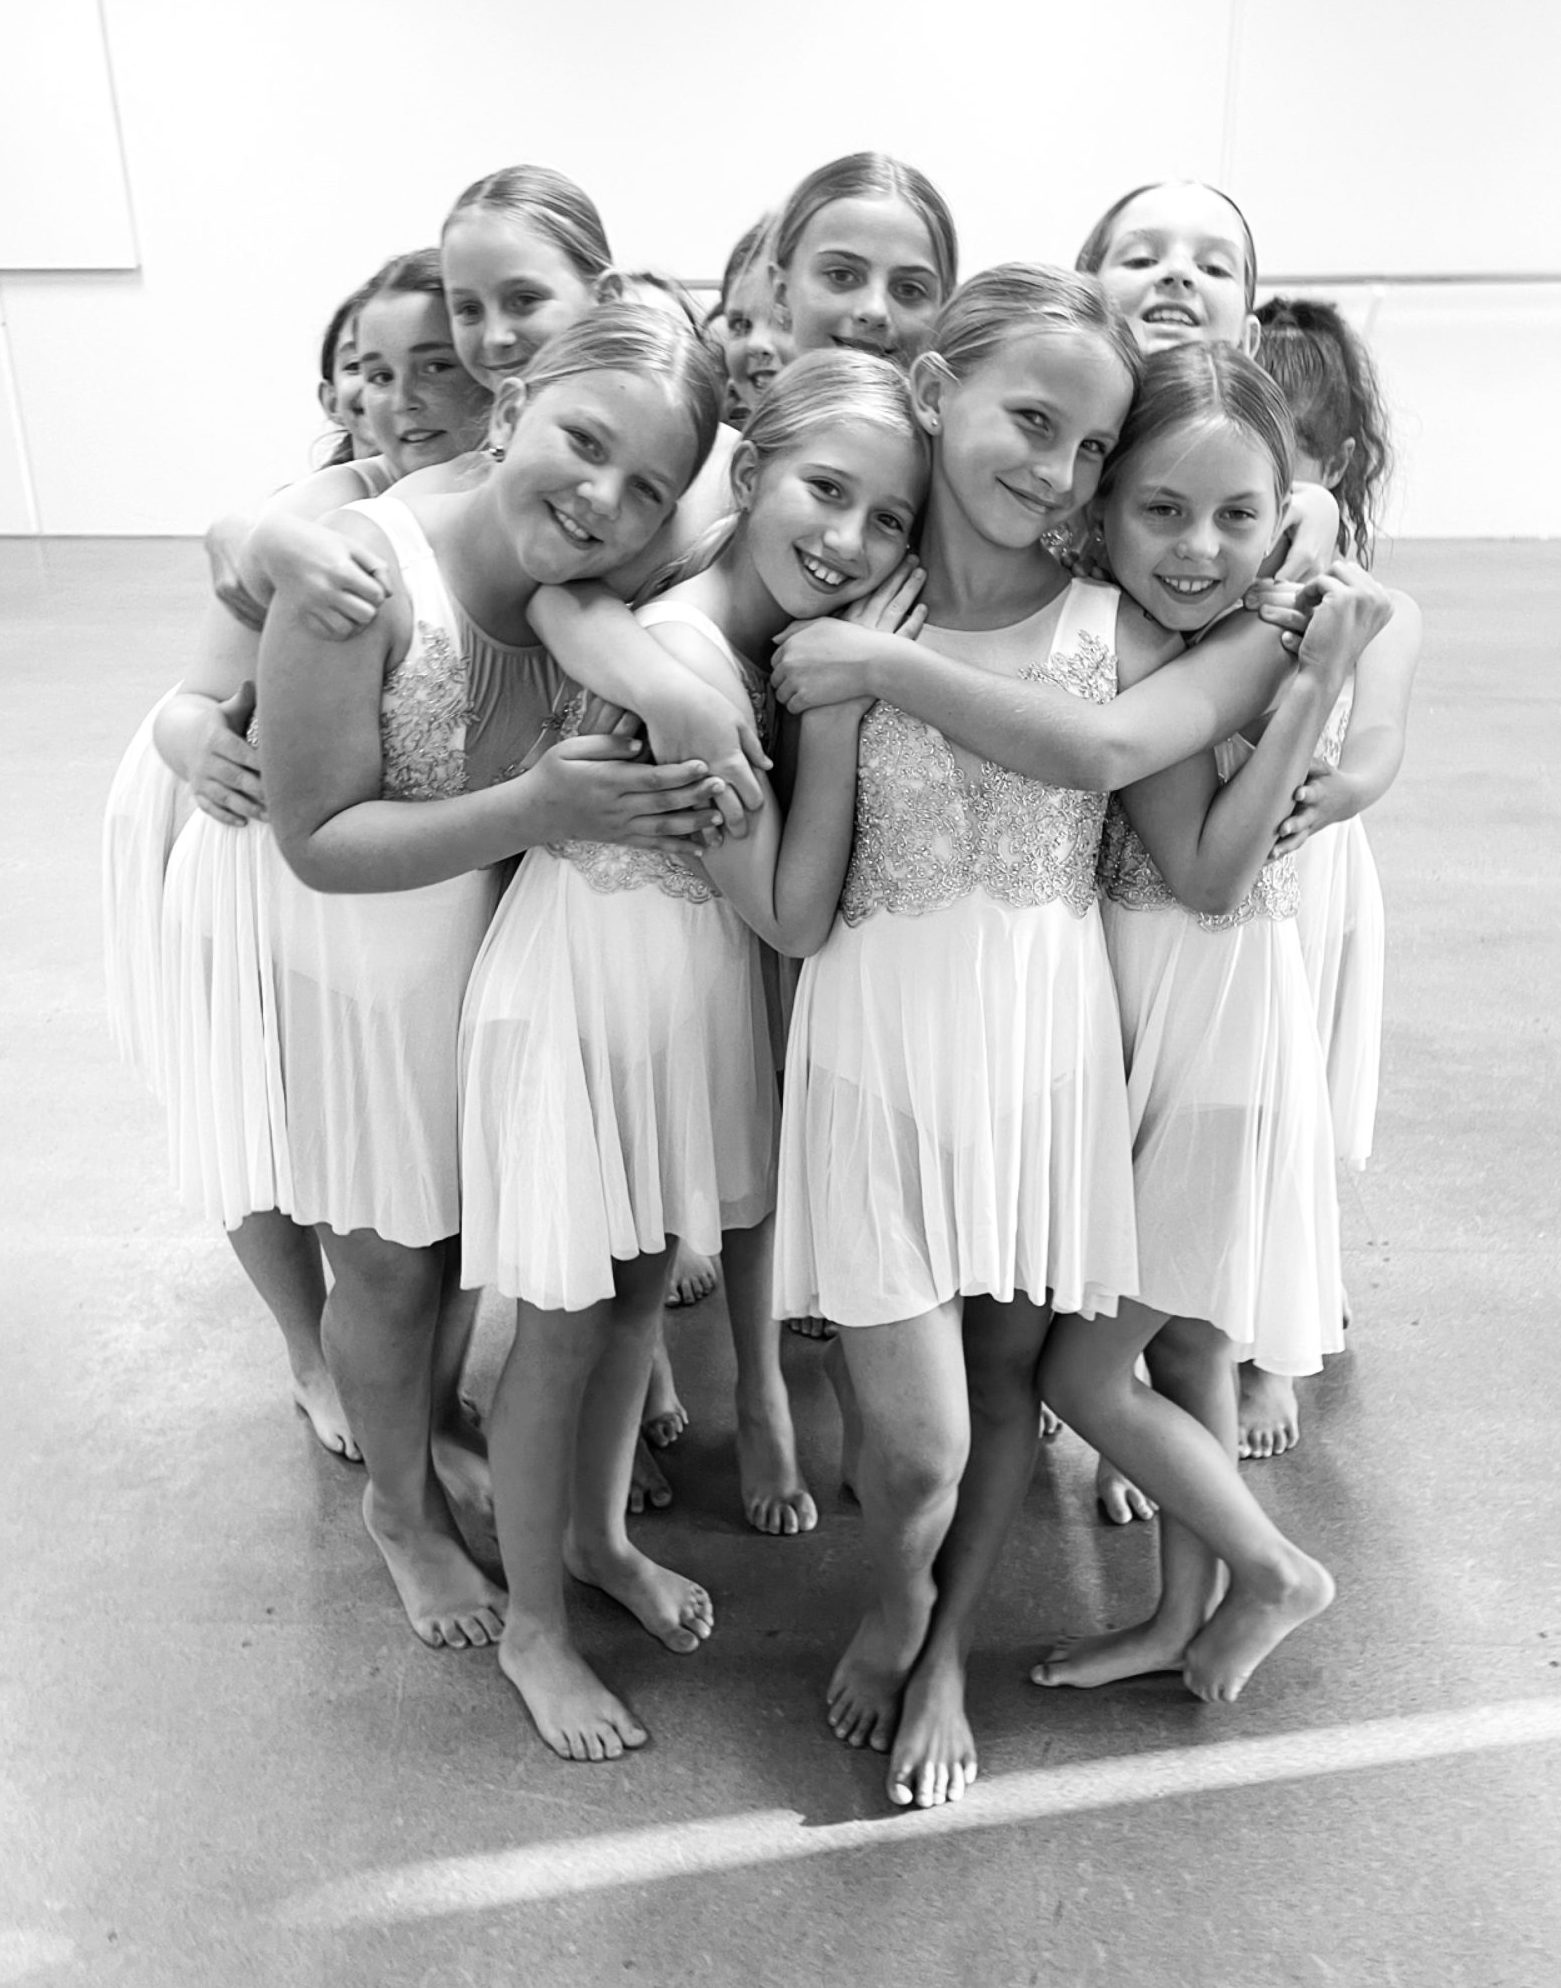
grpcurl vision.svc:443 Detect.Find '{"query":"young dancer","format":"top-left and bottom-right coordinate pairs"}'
top-left (715, 218), bottom-right (794, 425)
top-left (458, 350), bottom-right (930, 1761)
top-left (1238, 297), bottom-right (1421, 1457)
top-left (771, 153), bottom-right (958, 372)
top-left (253, 304), bottom-right (728, 1653)
top-left (1029, 343), bottom-right (1391, 1691)
top-left (767, 267), bottom-right (1387, 1807)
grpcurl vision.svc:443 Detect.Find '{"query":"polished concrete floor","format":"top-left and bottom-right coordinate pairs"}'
top-left (3, 538), bottom-right (1559, 1988)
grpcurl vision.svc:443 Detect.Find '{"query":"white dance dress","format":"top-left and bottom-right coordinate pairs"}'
top-left (1098, 734), bottom-right (1343, 1376)
top-left (161, 493), bottom-right (555, 1243)
top-left (1293, 685), bottom-right (1385, 1169)
top-left (459, 600), bottom-right (778, 1310)
top-left (102, 692), bottom-right (191, 1097)
top-left (772, 580), bottom-right (1139, 1329)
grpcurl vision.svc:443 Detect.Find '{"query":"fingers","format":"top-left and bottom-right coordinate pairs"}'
top-left (553, 733), bottom-right (649, 763)
top-left (215, 581), bottom-right (267, 633)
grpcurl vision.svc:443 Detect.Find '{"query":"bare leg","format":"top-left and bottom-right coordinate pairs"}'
top-left (429, 1261), bottom-right (490, 1516)
top-left (640, 1323), bottom-right (687, 1448)
top-left (1041, 1301), bottom-right (1332, 1703)
top-left (564, 1247), bottom-right (713, 1653)
top-left (1238, 1364), bottom-right (1303, 1459)
top-left (227, 1210), bottom-right (357, 1461)
top-left (628, 1436), bottom-right (674, 1513)
top-left (828, 1302), bottom-right (968, 1754)
top-left (890, 1295), bottom-right (1050, 1809)
top-left (1037, 1318), bottom-right (1231, 1689)
top-left (664, 1241), bottom-right (719, 1309)
top-left (824, 1336), bottom-right (863, 1502)
top-left (318, 1227), bottom-right (505, 1650)
top-left (723, 1218), bottom-right (817, 1536)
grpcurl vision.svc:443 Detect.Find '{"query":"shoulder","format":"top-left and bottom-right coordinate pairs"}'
top-left (1113, 594), bottom-right (1182, 688)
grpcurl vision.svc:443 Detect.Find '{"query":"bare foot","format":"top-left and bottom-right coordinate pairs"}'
top-left (1096, 1454), bottom-right (1157, 1525)
top-left (1038, 1400), bottom-right (1063, 1442)
top-left (1182, 1551), bottom-right (1335, 1703)
top-left (361, 1484), bottom-right (507, 1650)
top-left (431, 1424), bottom-right (492, 1521)
top-left (737, 1396), bottom-right (818, 1536)
top-left (641, 1335), bottom-right (688, 1450)
top-left (1031, 1618), bottom-right (1190, 1689)
top-left (628, 1437), bottom-right (673, 1514)
top-left (785, 1314), bottom-right (837, 1340)
top-left (887, 1646), bottom-right (978, 1809)
top-left (564, 1537), bottom-right (713, 1653)
top-left (665, 1242), bottom-right (719, 1309)
top-left (826, 1600), bottom-right (928, 1752)
top-left (1238, 1366), bottom-right (1302, 1459)
top-left (291, 1366), bottom-right (361, 1462)
top-left (498, 1625), bottom-right (648, 1762)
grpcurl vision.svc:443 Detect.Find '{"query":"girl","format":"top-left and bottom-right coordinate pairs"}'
top-left (1240, 296), bottom-right (1421, 1458)
top-left (458, 350), bottom-right (930, 1761)
top-left (771, 153), bottom-right (958, 372)
top-left (1030, 343), bottom-right (1389, 1691)
top-left (154, 251), bottom-right (492, 1466)
top-left (767, 268), bottom-right (1388, 1808)
top-left (254, 304), bottom-right (728, 1653)
top-left (715, 217), bottom-right (794, 426)
top-left (316, 280), bottom-right (378, 465)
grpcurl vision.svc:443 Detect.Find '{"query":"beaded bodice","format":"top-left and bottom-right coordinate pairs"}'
top-left (1097, 733), bottom-right (1300, 928)
top-left (550, 599), bottom-right (775, 904)
top-left (838, 580), bottom-right (1119, 927)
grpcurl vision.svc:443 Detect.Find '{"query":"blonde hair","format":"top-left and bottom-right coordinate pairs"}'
top-left (773, 153), bottom-right (958, 298)
top-left (922, 263), bottom-right (1142, 390)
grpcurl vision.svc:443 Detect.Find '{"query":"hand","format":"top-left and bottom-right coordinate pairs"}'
top-left (771, 617), bottom-right (899, 715)
top-left (189, 681), bottom-right (266, 827)
top-left (526, 733), bottom-right (728, 850)
top-left (840, 555), bottom-right (926, 638)
top-left (205, 519), bottom-right (267, 632)
top-left (271, 518), bottom-right (390, 640)
top-left (640, 681), bottom-right (769, 841)
top-left (1270, 483), bottom-right (1342, 584)
top-left (1294, 560), bottom-right (1393, 692)
top-left (1268, 758), bottom-right (1357, 856)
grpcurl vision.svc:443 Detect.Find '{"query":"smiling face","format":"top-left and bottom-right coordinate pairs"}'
top-left (724, 262), bottom-right (796, 412)
top-left (775, 194), bottom-right (944, 369)
top-left (492, 369), bottom-right (702, 585)
top-left (441, 208), bottom-right (601, 392)
top-left (1102, 417), bottom-right (1282, 632)
top-left (923, 327), bottom-right (1134, 553)
top-left (320, 326), bottom-right (377, 457)
top-left (735, 419), bottom-right (925, 619)
top-left (1093, 184), bottom-right (1258, 355)
top-left (356, 290), bottom-right (493, 476)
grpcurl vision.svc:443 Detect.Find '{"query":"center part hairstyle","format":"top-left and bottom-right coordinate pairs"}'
top-left (1098, 341), bottom-right (1296, 507)
top-left (519, 301), bottom-right (725, 486)
top-left (356, 246), bottom-right (447, 310)
top-left (1075, 181), bottom-right (1260, 311)
top-left (772, 152), bottom-right (959, 296)
top-left (443, 163), bottom-right (613, 282)
top-left (924, 262), bottom-right (1142, 390)
top-left (1256, 297), bottom-right (1392, 563)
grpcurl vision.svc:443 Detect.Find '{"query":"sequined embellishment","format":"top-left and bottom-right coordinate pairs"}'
top-left (1317, 683), bottom-right (1354, 770)
top-left (1097, 795), bottom-right (1300, 927)
top-left (839, 632), bottom-right (1117, 926)
top-left (381, 619), bottom-right (470, 800)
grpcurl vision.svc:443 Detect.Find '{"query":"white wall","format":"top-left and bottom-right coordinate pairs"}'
top-left (0, 0), bottom-right (1556, 537)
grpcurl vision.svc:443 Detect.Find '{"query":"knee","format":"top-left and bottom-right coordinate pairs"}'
top-left (870, 1427), bottom-right (968, 1511)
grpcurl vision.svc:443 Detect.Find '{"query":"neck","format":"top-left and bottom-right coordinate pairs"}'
top-left (676, 524), bottom-right (789, 664)
top-left (916, 481), bottom-right (1067, 630)
top-left (425, 486), bottom-right (540, 645)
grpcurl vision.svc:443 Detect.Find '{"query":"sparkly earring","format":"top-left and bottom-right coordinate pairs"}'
top-left (485, 442), bottom-right (505, 463)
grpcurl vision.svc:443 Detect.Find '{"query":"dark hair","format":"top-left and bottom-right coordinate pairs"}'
top-left (925, 262), bottom-right (1142, 394)
top-left (318, 276), bottom-right (378, 466)
top-left (718, 216), bottom-right (772, 316)
top-left (1256, 297), bottom-right (1392, 563)
top-left (357, 246), bottom-right (446, 308)
top-left (443, 164), bottom-right (612, 281)
top-left (773, 152), bottom-right (959, 299)
top-left (1099, 342), bottom-right (1295, 511)
top-left (1076, 181), bottom-right (1259, 310)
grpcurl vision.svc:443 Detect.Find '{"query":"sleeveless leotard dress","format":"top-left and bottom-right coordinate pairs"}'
top-left (459, 599), bottom-right (777, 1310)
top-left (1098, 725), bottom-right (1344, 1376)
top-left (161, 491), bottom-right (553, 1242)
top-left (103, 456), bottom-right (393, 1101)
top-left (772, 579), bottom-right (1138, 1328)
top-left (1292, 684), bottom-right (1385, 1169)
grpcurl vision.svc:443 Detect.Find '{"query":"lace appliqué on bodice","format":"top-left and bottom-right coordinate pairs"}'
top-left (380, 619), bottom-right (470, 800)
top-left (1317, 683), bottom-right (1354, 770)
top-left (1098, 795), bottom-right (1300, 927)
top-left (839, 629), bottom-right (1117, 927)
top-left (549, 664), bottom-right (775, 904)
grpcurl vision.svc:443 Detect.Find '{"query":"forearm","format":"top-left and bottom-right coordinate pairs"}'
top-left (152, 691), bottom-right (224, 781)
top-left (269, 779), bottom-right (554, 894)
top-left (533, 584), bottom-right (695, 720)
top-left (1332, 725), bottom-right (1401, 815)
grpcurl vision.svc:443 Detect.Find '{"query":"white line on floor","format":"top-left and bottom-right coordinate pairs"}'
top-left (276, 1696), bottom-right (1561, 1927)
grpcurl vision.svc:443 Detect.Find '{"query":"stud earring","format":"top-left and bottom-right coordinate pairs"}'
top-left (485, 443), bottom-right (505, 463)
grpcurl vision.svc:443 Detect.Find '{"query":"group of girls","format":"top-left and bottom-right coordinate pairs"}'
top-left (102, 150), bottom-right (1419, 1808)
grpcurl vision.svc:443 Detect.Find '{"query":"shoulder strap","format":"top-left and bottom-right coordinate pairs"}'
top-left (1053, 576), bottom-right (1121, 654)
top-left (636, 598), bottom-right (757, 686)
top-left (344, 494), bottom-right (460, 637)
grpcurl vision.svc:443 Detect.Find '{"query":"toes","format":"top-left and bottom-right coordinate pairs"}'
top-left (627, 1485), bottom-right (646, 1514)
top-left (887, 1770), bottom-right (914, 1807)
top-left (791, 1493), bottom-right (819, 1533)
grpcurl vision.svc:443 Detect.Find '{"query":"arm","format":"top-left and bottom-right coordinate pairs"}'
top-left (529, 581), bottom-right (769, 835)
top-left (260, 513), bottom-right (725, 894)
top-left (1120, 564), bottom-right (1395, 913)
top-left (151, 600), bottom-right (268, 825)
top-left (1258, 481), bottom-right (1342, 585)
top-left (771, 601), bottom-right (1296, 793)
